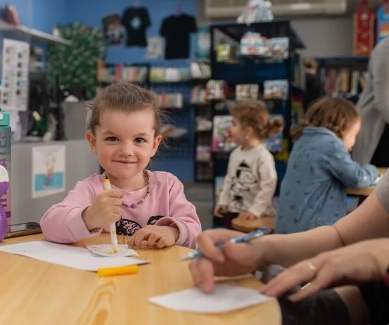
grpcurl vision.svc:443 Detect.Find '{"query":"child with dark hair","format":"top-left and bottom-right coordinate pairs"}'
top-left (41, 81), bottom-right (201, 248)
top-left (214, 100), bottom-right (277, 227)
top-left (276, 97), bottom-right (378, 234)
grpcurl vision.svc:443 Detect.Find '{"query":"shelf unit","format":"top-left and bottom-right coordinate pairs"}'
top-left (316, 56), bottom-right (369, 103)
top-left (0, 20), bottom-right (71, 45)
top-left (194, 102), bottom-right (213, 182)
top-left (209, 21), bottom-right (304, 225)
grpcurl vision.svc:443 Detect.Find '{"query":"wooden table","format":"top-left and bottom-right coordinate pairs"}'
top-left (232, 217), bottom-right (275, 233)
top-left (0, 234), bottom-right (281, 325)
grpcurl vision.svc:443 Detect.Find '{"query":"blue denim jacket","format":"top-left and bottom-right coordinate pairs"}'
top-left (275, 127), bottom-right (378, 234)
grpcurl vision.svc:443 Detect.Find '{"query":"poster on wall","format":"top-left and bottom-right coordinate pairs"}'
top-left (146, 36), bottom-right (164, 59)
top-left (102, 13), bottom-right (124, 45)
top-left (1, 38), bottom-right (29, 112)
top-left (32, 145), bottom-right (65, 198)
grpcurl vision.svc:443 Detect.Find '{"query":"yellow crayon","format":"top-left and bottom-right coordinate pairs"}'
top-left (97, 265), bottom-right (139, 277)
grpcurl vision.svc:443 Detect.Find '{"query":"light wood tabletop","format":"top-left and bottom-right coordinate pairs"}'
top-left (347, 167), bottom-right (387, 197)
top-left (232, 217), bottom-right (275, 233)
top-left (0, 234), bottom-right (281, 325)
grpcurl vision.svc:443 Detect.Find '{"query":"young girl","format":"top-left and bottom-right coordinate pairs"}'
top-left (276, 97), bottom-right (378, 234)
top-left (40, 82), bottom-right (201, 249)
top-left (214, 100), bottom-right (277, 227)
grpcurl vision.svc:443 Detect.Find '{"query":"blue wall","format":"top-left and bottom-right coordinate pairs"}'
top-left (0, 0), bottom-right (66, 32)
top-left (0, 0), bottom-right (197, 182)
top-left (64, 0), bottom-right (197, 64)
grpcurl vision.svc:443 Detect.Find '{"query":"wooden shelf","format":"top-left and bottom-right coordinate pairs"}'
top-left (0, 20), bottom-right (71, 45)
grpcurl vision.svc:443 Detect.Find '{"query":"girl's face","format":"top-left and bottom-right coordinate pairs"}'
top-left (342, 118), bottom-right (361, 151)
top-left (87, 108), bottom-right (162, 188)
top-left (230, 117), bottom-right (247, 146)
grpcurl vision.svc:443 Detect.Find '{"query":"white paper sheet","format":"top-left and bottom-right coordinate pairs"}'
top-left (149, 284), bottom-right (271, 313)
top-left (0, 241), bottom-right (147, 271)
top-left (86, 244), bottom-right (138, 257)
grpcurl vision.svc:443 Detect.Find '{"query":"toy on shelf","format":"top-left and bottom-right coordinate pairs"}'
top-left (237, 0), bottom-right (273, 24)
top-left (264, 80), bottom-right (288, 100)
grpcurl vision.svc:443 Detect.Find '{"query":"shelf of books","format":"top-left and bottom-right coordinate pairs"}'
top-left (208, 21), bottom-right (304, 225)
top-left (316, 56), bottom-right (369, 103)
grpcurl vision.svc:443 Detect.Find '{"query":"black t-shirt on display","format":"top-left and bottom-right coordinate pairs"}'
top-left (160, 14), bottom-right (196, 59)
top-left (121, 6), bottom-right (151, 47)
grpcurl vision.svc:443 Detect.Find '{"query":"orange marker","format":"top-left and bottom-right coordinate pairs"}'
top-left (97, 265), bottom-right (139, 277)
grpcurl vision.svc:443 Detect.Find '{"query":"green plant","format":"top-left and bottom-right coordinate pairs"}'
top-left (47, 23), bottom-right (106, 98)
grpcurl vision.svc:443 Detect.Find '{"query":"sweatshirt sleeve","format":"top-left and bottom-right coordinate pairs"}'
top-left (375, 170), bottom-right (389, 212)
top-left (218, 150), bottom-right (235, 206)
top-left (372, 39), bottom-right (389, 123)
top-left (40, 180), bottom-right (102, 243)
top-left (248, 150), bottom-right (277, 217)
top-left (155, 175), bottom-right (201, 249)
top-left (323, 141), bottom-right (378, 188)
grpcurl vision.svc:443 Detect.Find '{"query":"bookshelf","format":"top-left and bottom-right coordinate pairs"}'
top-left (316, 56), bottom-right (369, 103)
top-left (209, 21), bottom-right (304, 226)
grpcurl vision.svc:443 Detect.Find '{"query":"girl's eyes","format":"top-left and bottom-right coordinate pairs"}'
top-left (105, 136), bottom-right (118, 142)
top-left (103, 136), bottom-right (147, 143)
top-left (134, 137), bottom-right (146, 143)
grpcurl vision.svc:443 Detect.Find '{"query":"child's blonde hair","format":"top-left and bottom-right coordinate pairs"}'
top-left (305, 97), bottom-right (360, 138)
top-left (87, 81), bottom-right (162, 136)
top-left (230, 100), bottom-right (280, 140)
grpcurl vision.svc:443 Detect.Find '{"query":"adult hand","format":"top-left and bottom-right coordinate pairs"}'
top-left (260, 238), bottom-right (389, 302)
top-left (189, 229), bottom-right (266, 293)
top-left (82, 189), bottom-right (123, 230)
top-left (127, 225), bottom-right (179, 249)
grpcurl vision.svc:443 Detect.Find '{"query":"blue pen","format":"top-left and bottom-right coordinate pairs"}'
top-left (181, 227), bottom-right (271, 261)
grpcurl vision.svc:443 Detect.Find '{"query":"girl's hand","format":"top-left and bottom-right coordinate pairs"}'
top-left (237, 211), bottom-right (257, 220)
top-left (82, 189), bottom-right (123, 230)
top-left (189, 229), bottom-right (266, 293)
top-left (214, 205), bottom-right (228, 217)
top-left (260, 238), bottom-right (389, 302)
top-left (127, 225), bottom-right (179, 249)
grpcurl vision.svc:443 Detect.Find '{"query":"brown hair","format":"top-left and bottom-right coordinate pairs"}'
top-left (294, 97), bottom-right (360, 140)
top-left (230, 100), bottom-right (279, 140)
top-left (303, 58), bottom-right (318, 70)
top-left (87, 81), bottom-right (162, 135)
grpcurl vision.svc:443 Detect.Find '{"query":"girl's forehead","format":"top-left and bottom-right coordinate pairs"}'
top-left (100, 108), bottom-right (155, 121)
top-left (97, 108), bottom-right (156, 133)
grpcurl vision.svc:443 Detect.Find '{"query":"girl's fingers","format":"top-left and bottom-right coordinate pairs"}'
top-left (156, 237), bottom-right (167, 249)
top-left (147, 232), bottom-right (161, 248)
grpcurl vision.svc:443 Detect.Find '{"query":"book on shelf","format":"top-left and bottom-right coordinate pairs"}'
top-left (211, 115), bottom-right (236, 152)
top-left (214, 176), bottom-right (225, 205)
top-left (235, 84), bottom-right (259, 101)
top-left (263, 80), bottom-right (288, 100)
top-left (322, 67), bottom-right (367, 96)
top-left (196, 145), bottom-right (211, 161)
top-left (266, 114), bottom-right (284, 153)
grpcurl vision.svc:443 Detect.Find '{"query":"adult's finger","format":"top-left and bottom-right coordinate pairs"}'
top-left (189, 258), bottom-right (216, 293)
top-left (196, 229), bottom-right (243, 262)
top-left (261, 260), bottom-right (319, 297)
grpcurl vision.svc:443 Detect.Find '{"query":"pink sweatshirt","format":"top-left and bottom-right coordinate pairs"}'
top-left (40, 171), bottom-right (201, 248)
